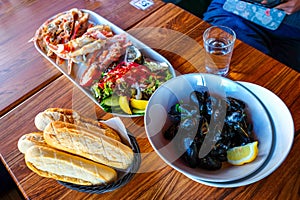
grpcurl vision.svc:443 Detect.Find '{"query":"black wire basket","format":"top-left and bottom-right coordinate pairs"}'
top-left (58, 134), bottom-right (141, 194)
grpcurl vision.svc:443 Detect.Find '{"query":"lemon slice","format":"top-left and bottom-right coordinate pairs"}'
top-left (119, 96), bottom-right (132, 114)
top-left (227, 141), bottom-right (259, 166)
top-left (130, 99), bottom-right (148, 110)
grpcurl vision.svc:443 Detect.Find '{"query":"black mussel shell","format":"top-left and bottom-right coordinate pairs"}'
top-left (164, 86), bottom-right (255, 171)
top-left (198, 156), bottom-right (222, 170)
top-left (164, 123), bottom-right (179, 140)
top-left (182, 138), bottom-right (199, 168)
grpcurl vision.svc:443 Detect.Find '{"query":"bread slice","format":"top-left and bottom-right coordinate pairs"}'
top-left (18, 132), bottom-right (47, 154)
top-left (34, 108), bottom-right (121, 141)
top-left (43, 121), bottom-right (134, 169)
top-left (25, 145), bottom-right (117, 185)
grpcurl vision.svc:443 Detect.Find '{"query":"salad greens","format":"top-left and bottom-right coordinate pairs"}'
top-left (91, 60), bottom-right (173, 114)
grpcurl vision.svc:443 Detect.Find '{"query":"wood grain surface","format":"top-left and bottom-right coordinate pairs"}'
top-left (130, 3), bottom-right (300, 133)
top-left (0, 0), bottom-right (164, 117)
top-left (1, 74), bottom-right (299, 200)
top-left (0, 2), bottom-right (299, 200)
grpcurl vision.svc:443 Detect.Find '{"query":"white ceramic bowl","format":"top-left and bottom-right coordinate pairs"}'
top-left (144, 73), bottom-right (275, 182)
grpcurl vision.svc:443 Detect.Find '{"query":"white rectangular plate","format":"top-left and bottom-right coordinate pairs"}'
top-left (34, 9), bottom-right (176, 117)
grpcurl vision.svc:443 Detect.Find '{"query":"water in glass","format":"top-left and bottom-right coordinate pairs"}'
top-left (204, 38), bottom-right (233, 76)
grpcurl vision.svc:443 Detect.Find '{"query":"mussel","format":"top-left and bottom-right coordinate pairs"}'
top-left (181, 137), bottom-right (198, 168)
top-left (168, 103), bottom-right (198, 123)
top-left (198, 155), bottom-right (222, 170)
top-left (163, 87), bottom-right (255, 171)
top-left (164, 123), bottom-right (179, 140)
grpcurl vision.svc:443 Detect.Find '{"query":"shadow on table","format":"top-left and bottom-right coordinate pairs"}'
top-left (163, 0), bottom-right (212, 18)
top-left (0, 161), bottom-right (23, 200)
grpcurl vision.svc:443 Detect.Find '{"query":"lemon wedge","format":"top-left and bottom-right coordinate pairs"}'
top-left (119, 96), bottom-right (132, 114)
top-left (227, 141), bottom-right (259, 166)
top-left (130, 99), bottom-right (148, 110)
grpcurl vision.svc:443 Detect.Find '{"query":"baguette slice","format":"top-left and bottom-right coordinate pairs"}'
top-left (44, 121), bottom-right (134, 169)
top-left (25, 145), bottom-right (117, 185)
top-left (34, 108), bottom-right (121, 141)
top-left (18, 132), bottom-right (47, 154)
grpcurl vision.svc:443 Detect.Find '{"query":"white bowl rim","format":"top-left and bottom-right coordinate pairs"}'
top-left (145, 73), bottom-right (276, 182)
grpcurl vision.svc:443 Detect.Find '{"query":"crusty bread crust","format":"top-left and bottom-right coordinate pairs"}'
top-left (20, 108), bottom-right (135, 185)
top-left (25, 145), bottom-right (117, 185)
top-left (44, 121), bottom-right (134, 169)
top-left (18, 132), bottom-right (47, 154)
top-left (34, 108), bottom-right (121, 141)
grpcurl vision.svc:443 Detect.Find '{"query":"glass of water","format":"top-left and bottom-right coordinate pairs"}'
top-left (203, 25), bottom-right (236, 76)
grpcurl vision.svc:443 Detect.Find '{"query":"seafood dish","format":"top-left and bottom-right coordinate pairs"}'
top-left (145, 74), bottom-right (274, 182)
top-left (90, 46), bottom-right (173, 115)
top-left (32, 8), bottom-right (175, 116)
top-left (163, 86), bottom-right (258, 170)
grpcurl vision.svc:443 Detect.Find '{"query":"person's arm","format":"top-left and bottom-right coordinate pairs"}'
top-left (261, 0), bottom-right (300, 14)
top-left (275, 0), bottom-right (300, 14)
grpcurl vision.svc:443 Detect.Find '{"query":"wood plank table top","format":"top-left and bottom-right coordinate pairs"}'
top-left (0, 2), bottom-right (299, 200)
top-left (0, 0), bottom-right (164, 117)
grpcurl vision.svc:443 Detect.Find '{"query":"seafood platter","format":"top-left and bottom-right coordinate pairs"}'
top-left (32, 8), bottom-right (176, 117)
top-left (144, 73), bottom-right (293, 186)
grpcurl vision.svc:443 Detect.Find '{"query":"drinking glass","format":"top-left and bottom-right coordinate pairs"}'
top-left (203, 26), bottom-right (236, 76)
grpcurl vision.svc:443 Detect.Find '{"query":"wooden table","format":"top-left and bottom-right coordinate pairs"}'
top-left (0, 0), bottom-right (164, 117)
top-left (0, 1), bottom-right (299, 199)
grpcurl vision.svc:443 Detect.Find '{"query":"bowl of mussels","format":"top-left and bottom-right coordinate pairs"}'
top-left (144, 73), bottom-right (275, 183)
